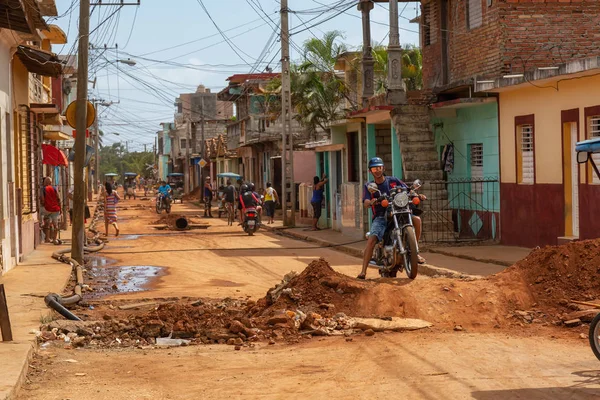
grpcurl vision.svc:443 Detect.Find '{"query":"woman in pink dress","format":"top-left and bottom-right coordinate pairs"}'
top-left (104, 181), bottom-right (120, 237)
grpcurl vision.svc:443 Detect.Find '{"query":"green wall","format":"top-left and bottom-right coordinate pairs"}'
top-left (432, 102), bottom-right (499, 212)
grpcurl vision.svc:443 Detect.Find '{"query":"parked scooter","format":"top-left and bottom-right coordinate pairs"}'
top-left (367, 179), bottom-right (424, 279)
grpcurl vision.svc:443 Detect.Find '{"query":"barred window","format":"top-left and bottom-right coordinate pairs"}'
top-left (467, 0), bottom-right (483, 30)
top-left (469, 143), bottom-right (483, 193)
top-left (18, 105), bottom-right (41, 214)
top-left (517, 124), bottom-right (534, 184)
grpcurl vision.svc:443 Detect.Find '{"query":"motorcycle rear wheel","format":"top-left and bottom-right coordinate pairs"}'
top-left (403, 226), bottom-right (419, 279)
top-left (590, 313), bottom-right (600, 361)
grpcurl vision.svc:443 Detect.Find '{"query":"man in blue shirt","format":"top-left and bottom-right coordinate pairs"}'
top-left (157, 180), bottom-right (172, 208)
top-left (357, 157), bottom-right (425, 279)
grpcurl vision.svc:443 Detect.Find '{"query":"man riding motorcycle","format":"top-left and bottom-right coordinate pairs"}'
top-left (238, 183), bottom-right (260, 225)
top-left (157, 180), bottom-right (172, 208)
top-left (357, 157), bottom-right (427, 280)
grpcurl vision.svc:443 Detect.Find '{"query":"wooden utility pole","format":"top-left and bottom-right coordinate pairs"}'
top-left (71, 0), bottom-right (90, 264)
top-left (200, 96), bottom-right (205, 197)
top-left (0, 284), bottom-right (13, 342)
top-left (93, 100), bottom-right (100, 194)
top-left (184, 121), bottom-right (190, 193)
top-left (280, 0), bottom-right (295, 227)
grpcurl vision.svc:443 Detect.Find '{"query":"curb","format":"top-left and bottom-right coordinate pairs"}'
top-left (426, 247), bottom-right (514, 267)
top-left (3, 342), bottom-right (36, 400)
top-left (263, 225), bottom-right (478, 279)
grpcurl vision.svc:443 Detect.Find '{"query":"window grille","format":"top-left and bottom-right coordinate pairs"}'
top-left (519, 124), bottom-right (534, 184)
top-left (467, 0), bottom-right (483, 30)
top-left (469, 143), bottom-right (483, 193)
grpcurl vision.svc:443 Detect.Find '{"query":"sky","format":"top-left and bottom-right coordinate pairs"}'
top-left (52, 0), bottom-right (421, 151)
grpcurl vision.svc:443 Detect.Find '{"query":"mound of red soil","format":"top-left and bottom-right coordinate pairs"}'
top-left (499, 239), bottom-right (600, 309)
top-left (252, 258), bottom-right (371, 319)
top-left (182, 186), bottom-right (201, 200)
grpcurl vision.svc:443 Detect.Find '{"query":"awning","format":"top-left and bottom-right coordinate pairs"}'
top-left (16, 45), bottom-right (63, 77)
top-left (43, 131), bottom-right (71, 141)
top-left (41, 144), bottom-right (68, 167)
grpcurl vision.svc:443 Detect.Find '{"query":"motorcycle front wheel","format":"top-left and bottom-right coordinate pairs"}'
top-left (155, 200), bottom-right (161, 214)
top-left (590, 313), bottom-right (600, 361)
top-left (403, 226), bottom-right (419, 279)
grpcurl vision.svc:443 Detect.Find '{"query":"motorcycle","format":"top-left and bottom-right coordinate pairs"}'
top-left (155, 194), bottom-right (172, 214)
top-left (367, 179), bottom-right (424, 279)
top-left (242, 206), bottom-right (259, 235)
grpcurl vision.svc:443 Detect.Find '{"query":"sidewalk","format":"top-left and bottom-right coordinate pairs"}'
top-left (0, 242), bottom-right (72, 400)
top-left (263, 222), bottom-right (525, 277)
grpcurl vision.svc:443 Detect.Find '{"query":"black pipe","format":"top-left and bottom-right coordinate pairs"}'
top-left (44, 294), bottom-right (81, 321)
top-left (175, 217), bottom-right (189, 230)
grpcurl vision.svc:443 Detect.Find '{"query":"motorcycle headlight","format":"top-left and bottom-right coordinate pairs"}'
top-left (393, 192), bottom-right (409, 208)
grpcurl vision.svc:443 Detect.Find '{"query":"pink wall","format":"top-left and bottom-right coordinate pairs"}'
top-left (293, 151), bottom-right (316, 183)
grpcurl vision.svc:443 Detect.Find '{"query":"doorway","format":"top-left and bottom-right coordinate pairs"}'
top-left (562, 120), bottom-right (579, 237)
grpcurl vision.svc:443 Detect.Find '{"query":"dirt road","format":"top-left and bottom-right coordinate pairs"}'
top-left (16, 197), bottom-right (600, 399)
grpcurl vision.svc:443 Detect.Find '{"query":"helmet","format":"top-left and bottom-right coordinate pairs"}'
top-left (248, 182), bottom-right (255, 191)
top-left (240, 184), bottom-right (249, 192)
top-left (368, 157), bottom-right (384, 169)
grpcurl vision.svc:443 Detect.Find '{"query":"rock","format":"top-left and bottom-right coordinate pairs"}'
top-left (564, 319), bottom-right (581, 327)
top-left (234, 345), bottom-right (241, 351)
top-left (268, 339), bottom-right (276, 345)
top-left (141, 320), bottom-right (164, 338)
top-left (40, 331), bottom-right (57, 341)
top-left (580, 333), bottom-right (588, 339)
top-left (227, 338), bottom-right (236, 345)
top-left (73, 336), bottom-right (87, 347)
top-left (364, 329), bottom-right (375, 337)
top-left (191, 299), bottom-right (204, 307)
top-left (103, 315), bottom-right (112, 321)
top-left (351, 317), bottom-right (432, 332)
top-left (345, 337), bottom-right (353, 342)
top-left (454, 325), bottom-right (464, 332)
top-left (228, 320), bottom-right (247, 335)
top-left (267, 314), bottom-right (290, 325)
top-left (233, 338), bottom-right (243, 346)
top-left (319, 303), bottom-right (335, 310)
top-left (47, 320), bottom-right (96, 337)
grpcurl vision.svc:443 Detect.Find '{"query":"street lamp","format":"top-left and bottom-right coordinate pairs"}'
top-left (117, 58), bottom-right (136, 67)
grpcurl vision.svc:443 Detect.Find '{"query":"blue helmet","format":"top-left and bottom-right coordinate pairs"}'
top-left (368, 157), bottom-right (384, 169)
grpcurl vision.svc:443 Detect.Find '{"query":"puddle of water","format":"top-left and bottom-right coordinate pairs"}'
top-left (85, 255), bottom-right (117, 268)
top-left (208, 279), bottom-right (246, 287)
top-left (87, 265), bottom-right (164, 297)
top-left (114, 235), bottom-right (141, 240)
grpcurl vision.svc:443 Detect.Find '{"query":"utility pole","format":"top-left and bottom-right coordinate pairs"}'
top-left (92, 100), bottom-right (100, 195)
top-left (280, 0), bottom-right (295, 227)
top-left (387, 0), bottom-right (406, 105)
top-left (200, 96), bottom-right (205, 196)
top-left (71, 0), bottom-right (90, 264)
top-left (184, 120), bottom-right (190, 193)
top-left (359, 0), bottom-right (375, 107)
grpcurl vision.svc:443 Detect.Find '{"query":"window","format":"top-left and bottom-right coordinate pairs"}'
top-left (467, 0), bottom-right (482, 30)
top-left (423, 3), bottom-right (436, 46)
top-left (517, 123), bottom-right (534, 184)
top-left (180, 138), bottom-right (187, 149)
top-left (469, 143), bottom-right (483, 193)
top-left (589, 115), bottom-right (600, 184)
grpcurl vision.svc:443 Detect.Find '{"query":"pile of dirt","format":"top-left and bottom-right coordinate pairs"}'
top-left (152, 214), bottom-right (200, 228)
top-left (251, 258), bottom-right (371, 319)
top-left (498, 239), bottom-right (600, 311)
top-left (182, 186), bottom-right (201, 200)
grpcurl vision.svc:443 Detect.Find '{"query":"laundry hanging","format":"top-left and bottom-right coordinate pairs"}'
top-left (442, 144), bottom-right (455, 173)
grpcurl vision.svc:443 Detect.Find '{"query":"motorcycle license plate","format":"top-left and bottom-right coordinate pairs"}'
top-left (248, 220), bottom-right (256, 226)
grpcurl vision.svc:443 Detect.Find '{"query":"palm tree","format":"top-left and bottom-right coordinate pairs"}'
top-left (302, 30), bottom-right (348, 72)
top-left (372, 44), bottom-right (423, 92)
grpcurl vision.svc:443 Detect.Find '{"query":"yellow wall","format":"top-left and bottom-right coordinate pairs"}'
top-left (499, 73), bottom-right (600, 184)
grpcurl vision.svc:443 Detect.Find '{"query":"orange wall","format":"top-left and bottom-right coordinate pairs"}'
top-left (498, 73), bottom-right (600, 184)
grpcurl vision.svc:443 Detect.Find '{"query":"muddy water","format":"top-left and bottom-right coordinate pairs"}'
top-left (86, 265), bottom-right (165, 298)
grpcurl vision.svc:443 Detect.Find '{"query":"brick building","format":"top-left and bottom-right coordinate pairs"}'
top-left (416, 0), bottom-right (600, 246)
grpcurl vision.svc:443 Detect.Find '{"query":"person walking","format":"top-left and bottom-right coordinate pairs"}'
top-left (264, 182), bottom-right (279, 224)
top-left (204, 176), bottom-right (214, 218)
top-left (104, 181), bottom-right (120, 237)
top-left (310, 174), bottom-right (328, 231)
top-left (41, 177), bottom-right (61, 244)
